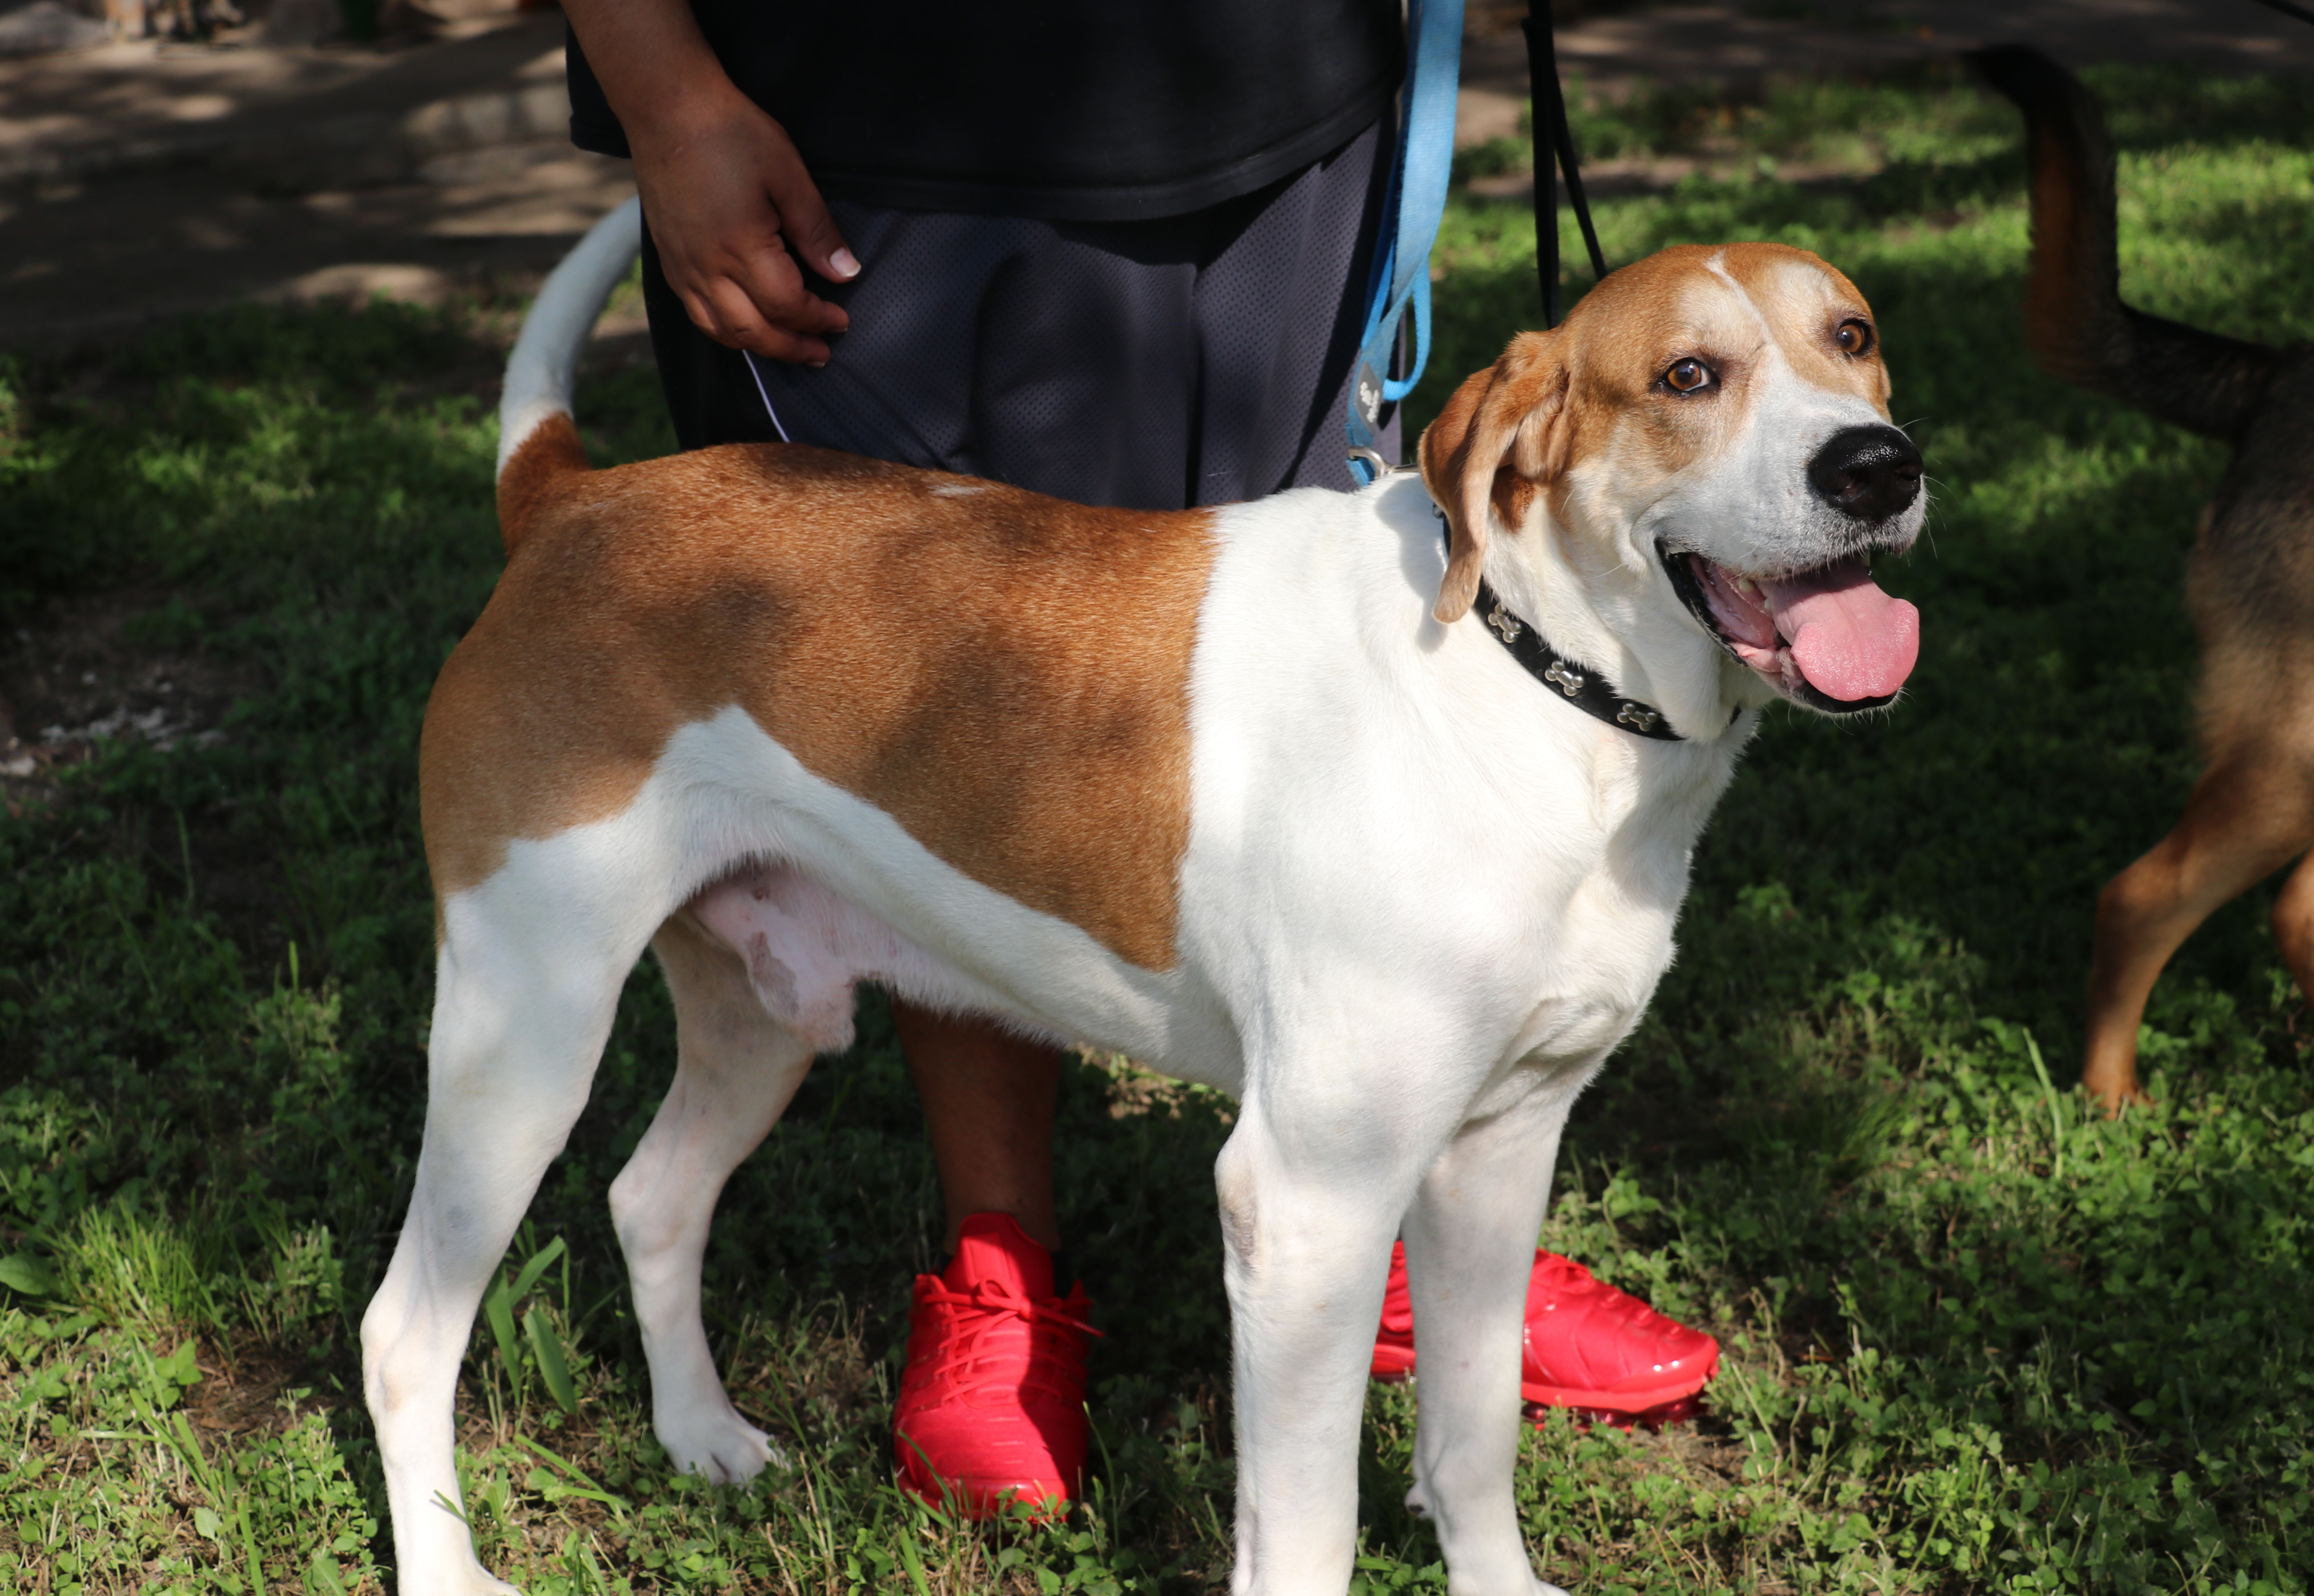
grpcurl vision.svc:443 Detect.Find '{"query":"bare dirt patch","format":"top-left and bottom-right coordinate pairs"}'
top-left (183, 1337), bottom-right (337, 1439)
top-left (0, 586), bottom-right (264, 811)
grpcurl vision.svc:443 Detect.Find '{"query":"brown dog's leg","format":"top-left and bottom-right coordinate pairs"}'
top-left (2270, 847), bottom-right (2314, 1022)
top-left (2084, 755), bottom-right (2314, 1109)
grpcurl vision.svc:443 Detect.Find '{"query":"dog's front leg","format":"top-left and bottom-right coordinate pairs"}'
top-left (1215, 1091), bottom-right (1440, 1596)
top-left (1400, 1072), bottom-right (1586, 1596)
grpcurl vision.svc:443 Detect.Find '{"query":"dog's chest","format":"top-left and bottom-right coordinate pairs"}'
top-left (1513, 832), bottom-right (1685, 1064)
top-left (1498, 721), bottom-right (1745, 1071)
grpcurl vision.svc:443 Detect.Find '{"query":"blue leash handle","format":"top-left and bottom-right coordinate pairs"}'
top-left (1345, 0), bottom-right (1464, 485)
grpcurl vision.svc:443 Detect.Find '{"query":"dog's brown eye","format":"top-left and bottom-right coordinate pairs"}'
top-left (1835, 319), bottom-right (1875, 356)
top-left (1663, 358), bottom-right (1713, 393)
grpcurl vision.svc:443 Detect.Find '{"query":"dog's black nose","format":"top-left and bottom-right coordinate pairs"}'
top-left (1807, 425), bottom-right (1922, 521)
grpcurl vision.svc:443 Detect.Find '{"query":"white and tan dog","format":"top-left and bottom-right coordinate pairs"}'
top-left (362, 197), bottom-right (1925, 1596)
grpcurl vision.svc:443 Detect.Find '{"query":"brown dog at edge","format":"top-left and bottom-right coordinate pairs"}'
top-left (1978, 45), bottom-right (2314, 1109)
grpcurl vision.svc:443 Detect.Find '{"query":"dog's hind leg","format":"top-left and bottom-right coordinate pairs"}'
top-left (363, 898), bottom-right (646, 1596)
top-left (610, 911), bottom-right (816, 1483)
top-left (2086, 751), bottom-right (2314, 1108)
top-left (2267, 840), bottom-right (2314, 1024)
top-left (1398, 1074), bottom-right (1583, 1596)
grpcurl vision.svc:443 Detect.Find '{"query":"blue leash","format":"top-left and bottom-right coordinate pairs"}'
top-left (1344, 0), bottom-right (1463, 486)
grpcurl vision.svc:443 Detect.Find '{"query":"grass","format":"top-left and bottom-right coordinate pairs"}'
top-left (4, 58), bottom-right (2314, 1596)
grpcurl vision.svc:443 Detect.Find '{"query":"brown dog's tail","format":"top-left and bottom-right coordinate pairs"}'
top-left (1972, 45), bottom-right (2278, 441)
top-left (495, 196), bottom-right (642, 550)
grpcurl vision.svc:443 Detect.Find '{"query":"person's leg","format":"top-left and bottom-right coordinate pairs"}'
top-left (962, 223), bottom-right (1201, 508)
top-left (741, 196), bottom-right (1218, 1273)
top-left (643, 209), bottom-right (1079, 1268)
top-left (1185, 116), bottom-right (1398, 501)
top-left (893, 1008), bottom-right (1062, 1253)
top-left (648, 201), bottom-right (1172, 1513)
top-left (739, 206), bottom-right (1194, 1273)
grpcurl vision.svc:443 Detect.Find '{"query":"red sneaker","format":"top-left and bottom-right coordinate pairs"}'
top-left (1371, 1242), bottom-right (1718, 1418)
top-left (893, 1213), bottom-right (1097, 1519)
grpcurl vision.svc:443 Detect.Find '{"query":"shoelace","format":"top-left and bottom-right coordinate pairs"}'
top-left (910, 1278), bottom-right (1103, 1403)
top-left (917, 1277), bottom-right (1103, 1339)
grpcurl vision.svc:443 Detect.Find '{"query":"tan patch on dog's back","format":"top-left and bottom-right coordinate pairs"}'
top-left (496, 413), bottom-right (590, 552)
top-left (424, 445), bottom-right (1216, 970)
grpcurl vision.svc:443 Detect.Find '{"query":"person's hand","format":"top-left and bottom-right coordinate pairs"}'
top-left (628, 85), bottom-right (859, 366)
top-left (562, 0), bottom-right (858, 364)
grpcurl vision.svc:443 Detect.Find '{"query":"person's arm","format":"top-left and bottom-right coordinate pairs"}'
top-left (562, 0), bottom-right (858, 365)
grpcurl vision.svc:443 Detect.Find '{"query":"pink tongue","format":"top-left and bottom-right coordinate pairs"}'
top-left (1760, 558), bottom-right (1920, 701)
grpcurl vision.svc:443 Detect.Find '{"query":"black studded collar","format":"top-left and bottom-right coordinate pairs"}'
top-left (1413, 490), bottom-right (1683, 741)
top-left (1467, 575), bottom-right (1684, 741)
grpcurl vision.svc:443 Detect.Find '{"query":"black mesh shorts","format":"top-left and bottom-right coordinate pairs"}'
top-left (638, 118), bottom-right (1398, 512)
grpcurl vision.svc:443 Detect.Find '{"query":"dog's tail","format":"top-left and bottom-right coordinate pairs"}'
top-left (496, 195), bottom-right (643, 551)
top-left (1972, 45), bottom-right (2278, 441)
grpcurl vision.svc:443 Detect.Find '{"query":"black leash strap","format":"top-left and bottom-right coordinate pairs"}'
top-left (1521, 3), bottom-right (1608, 326)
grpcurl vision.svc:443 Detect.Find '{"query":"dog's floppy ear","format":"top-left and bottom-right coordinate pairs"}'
top-left (1416, 331), bottom-right (1570, 623)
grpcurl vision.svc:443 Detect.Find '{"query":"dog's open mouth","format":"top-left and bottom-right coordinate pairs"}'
top-left (1661, 542), bottom-right (1920, 713)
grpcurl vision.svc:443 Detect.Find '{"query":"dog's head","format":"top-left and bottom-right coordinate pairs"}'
top-left (1418, 242), bottom-right (1924, 725)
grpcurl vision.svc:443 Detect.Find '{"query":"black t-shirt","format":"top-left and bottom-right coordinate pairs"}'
top-left (567, 1), bottom-right (1404, 222)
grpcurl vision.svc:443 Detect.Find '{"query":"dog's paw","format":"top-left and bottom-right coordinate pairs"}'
top-left (655, 1401), bottom-right (785, 1485)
